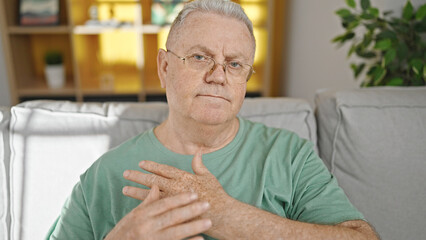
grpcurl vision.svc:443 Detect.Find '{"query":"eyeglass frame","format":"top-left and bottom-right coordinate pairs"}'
top-left (166, 49), bottom-right (255, 83)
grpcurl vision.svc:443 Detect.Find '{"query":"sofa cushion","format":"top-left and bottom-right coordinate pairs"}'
top-left (316, 87), bottom-right (426, 240)
top-left (0, 107), bottom-right (11, 240)
top-left (9, 98), bottom-right (315, 240)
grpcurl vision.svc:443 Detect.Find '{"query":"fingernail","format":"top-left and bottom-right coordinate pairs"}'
top-left (190, 193), bottom-right (198, 200)
top-left (123, 170), bottom-right (130, 177)
top-left (122, 186), bottom-right (128, 194)
top-left (139, 161), bottom-right (145, 167)
top-left (204, 219), bottom-right (212, 228)
top-left (202, 202), bottom-right (210, 210)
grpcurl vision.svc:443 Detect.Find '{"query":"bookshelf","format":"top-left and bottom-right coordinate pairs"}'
top-left (0, 0), bottom-right (284, 104)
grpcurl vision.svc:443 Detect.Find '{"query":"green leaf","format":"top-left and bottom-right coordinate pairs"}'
top-left (372, 66), bottom-right (387, 85)
top-left (332, 32), bottom-right (355, 43)
top-left (374, 39), bottom-right (392, 50)
top-left (403, 0), bottom-right (414, 20)
top-left (356, 49), bottom-right (376, 59)
top-left (414, 20), bottom-right (426, 32)
top-left (351, 63), bottom-right (366, 78)
top-left (376, 30), bottom-right (397, 40)
top-left (347, 20), bottom-right (360, 30)
top-left (336, 8), bottom-right (352, 18)
top-left (396, 42), bottom-right (409, 59)
top-left (383, 10), bottom-right (394, 16)
top-left (410, 59), bottom-right (423, 76)
top-left (368, 7), bottom-right (379, 18)
top-left (360, 13), bottom-right (375, 19)
top-left (387, 77), bottom-right (404, 86)
top-left (423, 65), bottom-right (426, 80)
top-left (347, 44), bottom-right (357, 58)
top-left (361, 34), bottom-right (373, 48)
top-left (383, 49), bottom-right (396, 66)
top-left (361, 0), bottom-right (371, 11)
top-left (346, 0), bottom-right (356, 8)
top-left (416, 4), bottom-right (426, 20)
top-left (365, 22), bottom-right (380, 30)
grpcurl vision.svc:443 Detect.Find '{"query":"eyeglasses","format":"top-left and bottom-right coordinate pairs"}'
top-left (166, 49), bottom-right (254, 83)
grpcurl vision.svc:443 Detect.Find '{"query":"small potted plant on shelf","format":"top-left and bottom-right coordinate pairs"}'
top-left (333, 0), bottom-right (426, 87)
top-left (44, 50), bottom-right (65, 89)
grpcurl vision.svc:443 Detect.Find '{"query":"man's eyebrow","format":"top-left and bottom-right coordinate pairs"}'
top-left (186, 45), bottom-right (213, 54)
top-left (186, 45), bottom-right (250, 61)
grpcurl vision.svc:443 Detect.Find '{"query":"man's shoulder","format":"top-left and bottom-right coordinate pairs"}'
top-left (240, 117), bottom-right (306, 142)
top-left (240, 117), bottom-right (316, 158)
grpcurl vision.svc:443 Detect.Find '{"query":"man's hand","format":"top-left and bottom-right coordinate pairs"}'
top-left (105, 185), bottom-right (212, 240)
top-left (122, 152), bottom-right (231, 213)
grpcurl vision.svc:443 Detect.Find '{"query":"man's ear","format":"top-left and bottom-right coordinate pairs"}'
top-left (157, 49), bottom-right (168, 88)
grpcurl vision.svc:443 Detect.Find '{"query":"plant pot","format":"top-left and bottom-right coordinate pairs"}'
top-left (45, 64), bottom-right (65, 89)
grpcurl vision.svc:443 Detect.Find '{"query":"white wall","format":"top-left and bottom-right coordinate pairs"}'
top-left (284, 0), bottom-right (425, 106)
top-left (0, 28), bottom-right (11, 107)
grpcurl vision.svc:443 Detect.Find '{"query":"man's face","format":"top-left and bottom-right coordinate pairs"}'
top-left (158, 12), bottom-right (255, 126)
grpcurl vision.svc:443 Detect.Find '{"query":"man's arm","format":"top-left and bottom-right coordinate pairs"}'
top-left (123, 152), bottom-right (379, 240)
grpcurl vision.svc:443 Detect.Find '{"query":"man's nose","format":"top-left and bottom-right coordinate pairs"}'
top-left (206, 63), bottom-right (227, 84)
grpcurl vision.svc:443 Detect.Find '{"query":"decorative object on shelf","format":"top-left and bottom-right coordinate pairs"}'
top-left (19, 0), bottom-right (60, 26)
top-left (44, 51), bottom-right (65, 89)
top-left (85, 5), bottom-right (100, 26)
top-left (151, 0), bottom-right (187, 26)
top-left (333, 0), bottom-right (426, 87)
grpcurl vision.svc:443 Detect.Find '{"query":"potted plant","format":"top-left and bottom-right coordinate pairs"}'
top-left (333, 0), bottom-right (426, 87)
top-left (44, 50), bottom-right (65, 89)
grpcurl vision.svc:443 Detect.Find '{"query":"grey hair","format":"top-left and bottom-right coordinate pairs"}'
top-left (166, 0), bottom-right (256, 52)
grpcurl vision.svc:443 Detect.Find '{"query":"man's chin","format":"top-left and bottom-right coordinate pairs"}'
top-left (190, 111), bottom-right (234, 126)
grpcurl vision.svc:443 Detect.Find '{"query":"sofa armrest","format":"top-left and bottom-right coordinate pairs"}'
top-left (315, 87), bottom-right (426, 240)
top-left (0, 107), bottom-right (11, 240)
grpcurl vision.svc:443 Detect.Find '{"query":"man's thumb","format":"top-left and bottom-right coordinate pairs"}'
top-left (192, 151), bottom-right (209, 175)
top-left (141, 185), bottom-right (160, 206)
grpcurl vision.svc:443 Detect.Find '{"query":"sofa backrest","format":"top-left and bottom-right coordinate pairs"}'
top-left (0, 107), bottom-right (10, 240)
top-left (316, 87), bottom-right (426, 240)
top-left (7, 97), bottom-right (315, 240)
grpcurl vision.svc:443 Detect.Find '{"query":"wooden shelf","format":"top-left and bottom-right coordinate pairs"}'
top-left (8, 26), bottom-right (71, 34)
top-left (17, 78), bottom-right (76, 97)
top-left (73, 24), bottom-right (161, 35)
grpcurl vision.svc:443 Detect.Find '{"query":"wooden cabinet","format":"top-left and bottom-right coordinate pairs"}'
top-left (0, 0), bottom-right (283, 104)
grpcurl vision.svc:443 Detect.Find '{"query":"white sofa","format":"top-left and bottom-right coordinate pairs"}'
top-left (1, 87), bottom-right (425, 240)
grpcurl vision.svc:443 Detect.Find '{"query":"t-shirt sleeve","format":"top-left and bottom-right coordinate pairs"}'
top-left (46, 181), bottom-right (94, 240)
top-left (288, 141), bottom-right (364, 225)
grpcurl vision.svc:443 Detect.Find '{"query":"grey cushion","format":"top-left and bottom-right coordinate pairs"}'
top-left (0, 107), bottom-right (11, 240)
top-left (9, 98), bottom-right (315, 240)
top-left (316, 87), bottom-right (426, 240)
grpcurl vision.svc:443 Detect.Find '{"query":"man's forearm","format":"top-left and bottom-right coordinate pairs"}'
top-left (205, 196), bottom-right (379, 240)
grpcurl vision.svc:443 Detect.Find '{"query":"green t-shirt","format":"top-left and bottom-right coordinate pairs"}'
top-left (47, 117), bottom-right (364, 239)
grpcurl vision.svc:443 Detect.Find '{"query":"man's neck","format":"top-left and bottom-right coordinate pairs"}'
top-left (154, 115), bottom-right (240, 155)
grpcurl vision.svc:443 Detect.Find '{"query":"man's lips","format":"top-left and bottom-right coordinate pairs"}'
top-left (197, 94), bottom-right (230, 102)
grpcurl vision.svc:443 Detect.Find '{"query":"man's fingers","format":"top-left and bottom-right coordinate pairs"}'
top-left (123, 169), bottom-right (169, 190)
top-left (122, 186), bottom-right (150, 200)
top-left (141, 185), bottom-right (160, 206)
top-left (192, 152), bottom-right (209, 175)
top-left (123, 186), bottom-right (167, 201)
top-left (146, 192), bottom-right (199, 217)
top-left (153, 201), bottom-right (210, 231)
top-left (139, 160), bottom-right (185, 179)
top-left (160, 219), bottom-right (212, 240)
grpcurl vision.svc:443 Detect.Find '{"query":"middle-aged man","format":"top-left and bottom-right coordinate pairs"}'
top-left (48, 0), bottom-right (379, 239)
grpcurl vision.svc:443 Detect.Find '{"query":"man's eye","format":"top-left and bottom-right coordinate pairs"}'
top-left (229, 61), bottom-right (242, 68)
top-left (193, 55), bottom-right (206, 61)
